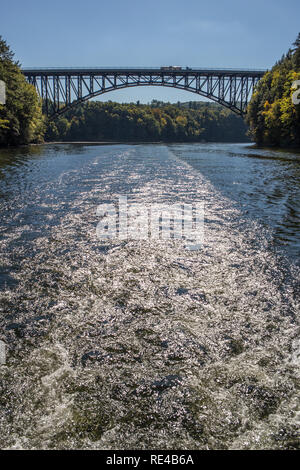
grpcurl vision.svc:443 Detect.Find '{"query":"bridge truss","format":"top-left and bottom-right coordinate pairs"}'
top-left (22, 67), bottom-right (265, 118)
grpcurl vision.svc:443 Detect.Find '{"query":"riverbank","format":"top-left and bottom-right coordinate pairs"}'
top-left (251, 144), bottom-right (300, 154)
top-left (43, 140), bottom-right (165, 145)
top-left (43, 139), bottom-right (250, 145)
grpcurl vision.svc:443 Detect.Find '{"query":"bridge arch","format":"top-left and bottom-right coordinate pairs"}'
top-left (55, 82), bottom-right (238, 117)
top-left (22, 67), bottom-right (265, 119)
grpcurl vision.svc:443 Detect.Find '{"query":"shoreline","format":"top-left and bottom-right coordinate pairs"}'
top-left (41, 140), bottom-right (251, 145)
top-left (40, 141), bottom-right (300, 153)
top-left (1, 142), bottom-right (300, 155)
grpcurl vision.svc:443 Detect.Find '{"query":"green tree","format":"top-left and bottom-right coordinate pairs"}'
top-left (0, 36), bottom-right (45, 147)
top-left (246, 33), bottom-right (300, 147)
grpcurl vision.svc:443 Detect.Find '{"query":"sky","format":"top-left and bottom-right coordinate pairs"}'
top-left (1, 0), bottom-right (300, 103)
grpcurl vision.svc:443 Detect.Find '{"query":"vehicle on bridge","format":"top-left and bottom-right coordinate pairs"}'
top-left (160, 66), bottom-right (182, 71)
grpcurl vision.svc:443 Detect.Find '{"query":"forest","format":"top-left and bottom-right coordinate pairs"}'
top-left (246, 33), bottom-right (300, 147)
top-left (45, 100), bottom-right (249, 143)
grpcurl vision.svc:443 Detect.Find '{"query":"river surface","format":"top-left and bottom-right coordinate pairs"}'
top-left (0, 142), bottom-right (299, 450)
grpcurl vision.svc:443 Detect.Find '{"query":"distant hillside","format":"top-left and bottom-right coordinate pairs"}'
top-left (45, 100), bottom-right (249, 143)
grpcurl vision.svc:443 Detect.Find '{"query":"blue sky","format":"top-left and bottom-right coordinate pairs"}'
top-left (1, 0), bottom-right (300, 103)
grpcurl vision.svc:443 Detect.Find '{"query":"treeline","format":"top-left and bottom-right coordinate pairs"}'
top-left (45, 101), bottom-right (249, 143)
top-left (0, 37), bottom-right (45, 147)
top-left (246, 33), bottom-right (300, 147)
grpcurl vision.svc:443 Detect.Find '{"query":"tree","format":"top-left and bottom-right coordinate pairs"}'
top-left (246, 34), bottom-right (300, 147)
top-left (293, 32), bottom-right (300, 49)
top-left (0, 36), bottom-right (45, 146)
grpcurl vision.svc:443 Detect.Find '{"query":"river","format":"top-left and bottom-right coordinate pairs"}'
top-left (0, 142), bottom-right (299, 449)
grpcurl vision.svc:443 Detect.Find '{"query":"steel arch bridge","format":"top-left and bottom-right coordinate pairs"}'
top-left (22, 67), bottom-right (266, 119)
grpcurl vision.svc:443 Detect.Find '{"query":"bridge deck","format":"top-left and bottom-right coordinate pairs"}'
top-left (22, 67), bottom-right (266, 77)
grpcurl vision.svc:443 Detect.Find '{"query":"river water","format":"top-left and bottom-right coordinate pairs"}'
top-left (0, 143), bottom-right (299, 450)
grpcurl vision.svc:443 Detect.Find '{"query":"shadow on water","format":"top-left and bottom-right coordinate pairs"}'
top-left (0, 145), bottom-right (45, 173)
top-left (0, 143), bottom-right (99, 172)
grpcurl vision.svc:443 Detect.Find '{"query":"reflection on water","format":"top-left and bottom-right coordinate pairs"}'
top-left (0, 143), bottom-right (299, 450)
